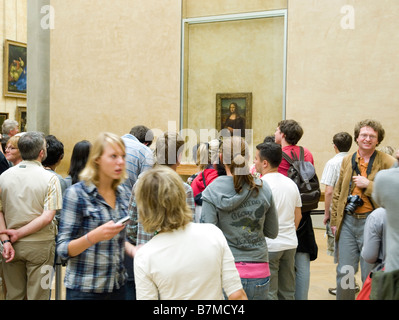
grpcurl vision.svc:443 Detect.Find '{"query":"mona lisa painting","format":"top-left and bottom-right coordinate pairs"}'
top-left (216, 92), bottom-right (252, 137)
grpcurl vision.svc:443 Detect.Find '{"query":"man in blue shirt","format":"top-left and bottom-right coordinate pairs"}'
top-left (121, 125), bottom-right (154, 300)
top-left (121, 126), bottom-right (154, 202)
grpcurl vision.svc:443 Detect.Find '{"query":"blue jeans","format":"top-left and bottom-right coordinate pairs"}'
top-left (240, 277), bottom-right (270, 300)
top-left (294, 252), bottom-right (310, 300)
top-left (336, 214), bottom-right (372, 300)
top-left (66, 285), bottom-right (127, 300)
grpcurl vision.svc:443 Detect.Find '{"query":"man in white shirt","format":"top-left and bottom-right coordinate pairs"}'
top-left (321, 132), bottom-right (352, 235)
top-left (254, 142), bottom-right (302, 300)
top-left (320, 132), bottom-right (352, 296)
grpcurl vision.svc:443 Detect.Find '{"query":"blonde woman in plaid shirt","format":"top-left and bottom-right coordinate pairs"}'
top-left (57, 132), bottom-right (136, 300)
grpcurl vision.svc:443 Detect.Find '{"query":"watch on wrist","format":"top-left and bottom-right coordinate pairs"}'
top-left (1, 240), bottom-right (11, 244)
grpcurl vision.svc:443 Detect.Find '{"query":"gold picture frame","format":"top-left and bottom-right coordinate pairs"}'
top-left (216, 92), bottom-right (252, 136)
top-left (3, 40), bottom-right (27, 98)
top-left (16, 106), bottom-right (27, 132)
top-left (0, 113), bottom-right (9, 128)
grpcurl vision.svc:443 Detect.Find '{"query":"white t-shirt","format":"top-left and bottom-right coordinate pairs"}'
top-left (261, 173), bottom-right (302, 252)
top-left (134, 222), bottom-right (242, 300)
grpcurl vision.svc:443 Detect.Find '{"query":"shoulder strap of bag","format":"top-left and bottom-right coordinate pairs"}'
top-left (282, 151), bottom-right (294, 165)
top-left (299, 146), bottom-right (305, 161)
top-left (202, 171), bottom-right (207, 188)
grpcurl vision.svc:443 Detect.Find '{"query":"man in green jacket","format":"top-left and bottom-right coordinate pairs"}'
top-left (331, 119), bottom-right (396, 300)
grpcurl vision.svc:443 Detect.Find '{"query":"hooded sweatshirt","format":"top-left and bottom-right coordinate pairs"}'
top-left (201, 176), bottom-right (279, 262)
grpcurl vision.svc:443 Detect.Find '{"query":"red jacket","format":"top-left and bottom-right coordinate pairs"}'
top-left (191, 168), bottom-right (219, 197)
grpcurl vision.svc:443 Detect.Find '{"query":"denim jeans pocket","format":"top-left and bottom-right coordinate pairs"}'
top-left (242, 277), bottom-right (270, 300)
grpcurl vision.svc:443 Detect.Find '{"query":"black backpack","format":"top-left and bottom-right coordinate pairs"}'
top-left (282, 146), bottom-right (321, 212)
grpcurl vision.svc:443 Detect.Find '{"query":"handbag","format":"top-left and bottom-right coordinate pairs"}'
top-left (356, 272), bottom-right (373, 300)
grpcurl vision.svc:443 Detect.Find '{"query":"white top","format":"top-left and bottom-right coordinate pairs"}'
top-left (134, 222), bottom-right (243, 300)
top-left (320, 152), bottom-right (348, 187)
top-left (261, 173), bottom-right (302, 252)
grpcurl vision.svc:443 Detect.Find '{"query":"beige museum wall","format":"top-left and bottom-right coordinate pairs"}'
top-left (286, 0), bottom-right (399, 179)
top-left (0, 0), bottom-right (27, 123)
top-left (184, 16), bottom-right (285, 162)
top-left (46, 0), bottom-right (399, 178)
top-left (49, 0), bottom-right (183, 176)
top-left (183, 0), bottom-right (287, 18)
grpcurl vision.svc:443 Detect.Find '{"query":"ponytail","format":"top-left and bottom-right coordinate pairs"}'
top-left (221, 137), bottom-right (260, 195)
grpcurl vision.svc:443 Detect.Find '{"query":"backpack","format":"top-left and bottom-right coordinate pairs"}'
top-left (282, 146), bottom-right (321, 212)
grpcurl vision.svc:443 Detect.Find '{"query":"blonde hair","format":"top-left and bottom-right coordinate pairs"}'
top-left (79, 132), bottom-right (127, 190)
top-left (135, 166), bottom-right (192, 234)
top-left (196, 142), bottom-right (209, 170)
top-left (221, 136), bottom-right (260, 194)
top-left (196, 139), bottom-right (220, 170)
top-left (6, 135), bottom-right (20, 149)
top-left (379, 146), bottom-right (395, 156)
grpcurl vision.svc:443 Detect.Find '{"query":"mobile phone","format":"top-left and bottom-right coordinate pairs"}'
top-left (116, 216), bottom-right (131, 225)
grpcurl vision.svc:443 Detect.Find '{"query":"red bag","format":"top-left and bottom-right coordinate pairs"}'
top-left (356, 267), bottom-right (385, 300)
top-left (356, 273), bottom-right (372, 300)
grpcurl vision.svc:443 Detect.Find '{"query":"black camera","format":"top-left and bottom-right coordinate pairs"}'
top-left (345, 195), bottom-right (364, 214)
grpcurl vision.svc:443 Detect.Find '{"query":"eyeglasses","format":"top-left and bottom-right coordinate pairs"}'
top-left (5, 146), bottom-right (18, 151)
top-left (359, 134), bottom-right (377, 140)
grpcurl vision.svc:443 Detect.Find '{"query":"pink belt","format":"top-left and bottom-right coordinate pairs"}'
top-left (235, 262), bottom-right (270, 279)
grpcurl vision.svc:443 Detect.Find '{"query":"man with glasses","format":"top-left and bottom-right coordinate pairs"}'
top-left (331, 119), bottom-right (396, 300)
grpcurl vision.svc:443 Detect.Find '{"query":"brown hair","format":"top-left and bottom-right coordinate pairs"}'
top-left (354, 119), bottom-right (385, 146)
top-left (154, 131), bottom-right (185, 166)
top-left (277, 120), bottom-right (303, 145)
top-left (221, 136), bottom-right (260, 194)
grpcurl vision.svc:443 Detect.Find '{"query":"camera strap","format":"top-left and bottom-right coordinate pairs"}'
top-left (351, 150), bottom-right (377, 177)
top-left (348, 150), bottom-right (377, 205)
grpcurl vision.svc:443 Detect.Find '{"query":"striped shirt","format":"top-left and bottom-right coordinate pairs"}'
top-left (121, 134), bottom-right (154, 201)
top-left (320, 152), bottom-right (348, 187)
top-left (127, 180), bottom-right (195, 245)
top-left (56, 181), bottom-right (129, 293)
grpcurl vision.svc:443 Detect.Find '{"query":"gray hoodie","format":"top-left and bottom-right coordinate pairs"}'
top-left (201, 176), bottom-right (278, 263)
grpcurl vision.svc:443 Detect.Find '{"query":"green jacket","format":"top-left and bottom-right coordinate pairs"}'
top-left (331, 150), bottom-right (396, 241)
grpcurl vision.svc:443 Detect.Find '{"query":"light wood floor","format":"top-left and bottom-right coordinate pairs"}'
top-left (308, 227), bottom-right (337, 300)
top-left (2, 226), bottom-right (360, 301)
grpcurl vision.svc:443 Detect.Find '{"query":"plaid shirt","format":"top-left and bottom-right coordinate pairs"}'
top-left (56, 181), bottom-right (129, 293)
top-left (127, 181), bottom-right (195, 245)
top-left (121, 134), bottom-right (154, 203)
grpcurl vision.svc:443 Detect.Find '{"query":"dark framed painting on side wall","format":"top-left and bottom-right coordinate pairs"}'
top-left (0, 113), bottom-right (9, 129)
top-left (3, 40), bottom-right (27, 98)
top-left (16, 106), bottom-right (27, 132)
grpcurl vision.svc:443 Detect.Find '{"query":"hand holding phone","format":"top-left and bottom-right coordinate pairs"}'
top-left (115, 216), bottom-right (131, 225)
